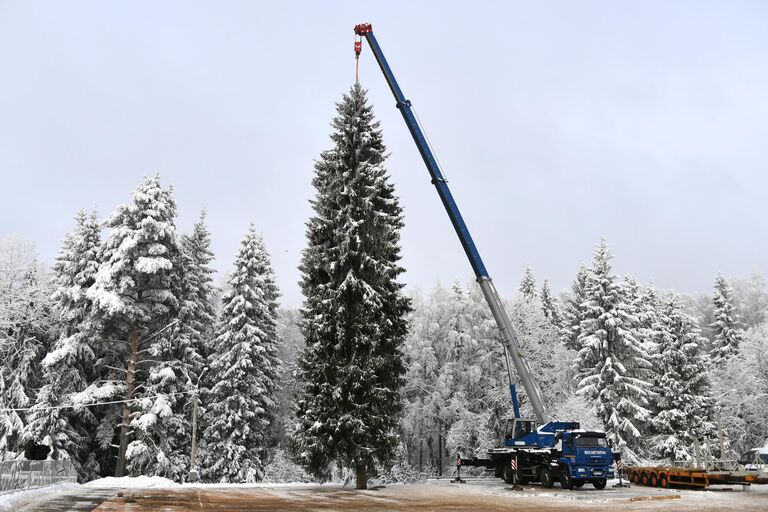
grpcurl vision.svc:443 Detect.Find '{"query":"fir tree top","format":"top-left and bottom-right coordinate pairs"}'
top-left (710, 274), bottom-right (742, 362)
top-left (88, 174), bottom-right (180, 329)
top-left (519, 267), bottom-right (537, 299)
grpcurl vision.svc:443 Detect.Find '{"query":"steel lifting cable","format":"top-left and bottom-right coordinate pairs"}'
top-left (412, 105), bottom-right (449, 183)
top-left (353, 32), bottom-right (447, 181)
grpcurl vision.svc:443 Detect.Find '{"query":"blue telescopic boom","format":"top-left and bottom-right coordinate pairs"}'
top-left (354, 23), bottom-right (548, 423)
top-left (355, 25), bottom-right (488, 279)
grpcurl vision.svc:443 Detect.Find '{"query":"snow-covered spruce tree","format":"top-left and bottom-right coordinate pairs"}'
top-left (540, 279), bottom-right (561, 328)
top-left (560, 265), bottom-right (589, 350)
top-left (179, 211), bottom-right (217, 363)
top-left (127, 211), bottom-right (215, 480)
top-left (710, 274), bottom-right (742, 363)
top-left (292, 84), bottom-right (411, 490)
top-left (651, 293), bottom-right (716, 461)
top-left (574, 240), bottom-right (653, 460)
top-left (201, 225), bottom-right (280, 483)
top-left (24, 211), bottom-right (101, 478)
top-left (86, 174), bottom-right (180, 477)
top-left (519, 267), bottom-right (537, 300)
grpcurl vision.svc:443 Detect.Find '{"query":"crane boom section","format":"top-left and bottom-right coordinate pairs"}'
top-left (354, 23), bottom-right (548, 423)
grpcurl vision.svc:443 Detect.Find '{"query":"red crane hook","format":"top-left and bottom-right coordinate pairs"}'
top-left (354, 36), bottom-right (362, 82)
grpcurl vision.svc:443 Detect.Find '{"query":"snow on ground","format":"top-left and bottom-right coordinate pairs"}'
top-left (84, 475), bottom-right (179, 488)
top-left (9, 476), bottom-right (768, 511)
top-left (0, 483), bottom-right (78, 512)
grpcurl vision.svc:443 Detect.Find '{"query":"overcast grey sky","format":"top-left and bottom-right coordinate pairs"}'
top-left (1, 1), bottom-right (766, 306)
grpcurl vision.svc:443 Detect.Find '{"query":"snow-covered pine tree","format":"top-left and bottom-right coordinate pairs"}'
top-left (509, 294), bottom-right (566, 410)
top-left (274, 309), bottom-right (304, 448)
top-left (715, 322), bottom-right (768, 455)
top-left (574, 239), bottom-right (653, 460)
top-left (201, 225), bottom-right (280, 483)
top-left (87, 174), bottom-right (180, 477)
top-left (24, 210), bottom-right (101, 478)
top-left (443, 284), bottom-right (507, 471)
top-left (401, 285), bottom-right (462, 475)
top-left (126, 211), bottom-right (215, 480)
top-left (710, 274), bottom-right (742, 363)
top-left (651, 293), bottom-right (716, 461)
top-left (519, 267), bottom-right (537, 300)
top-left (540, 279), bottom-right (561, 328)
top-left (0, 238), bottom-right (54, 457)
top-left (731, 273), bottom-right (768, 330)
top-left (292, 84), bottom-right (411, 489)
top-left (560, 265), bottom-right (589, 350)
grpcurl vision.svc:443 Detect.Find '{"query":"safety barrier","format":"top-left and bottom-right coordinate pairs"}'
top-left (0, 460), bottom-right (77, 494)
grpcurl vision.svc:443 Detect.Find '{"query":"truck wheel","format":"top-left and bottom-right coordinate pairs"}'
top-left (592, 478), bottom-right (607, 490)
top-left (659, 475), bottom-right (669, 488)
top-left (650, 473), bottom-right (659, 487)
top-left (502, 465), bottom-right (514, 484)
top-left (641, 472), bottom-right (649, 486)
top-left (560, 471), bottom-right (574, 490)
top-left (540, 467), bottom-right (555, 488)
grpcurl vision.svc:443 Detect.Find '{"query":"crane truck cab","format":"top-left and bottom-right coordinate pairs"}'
top-left (555, 429), bottom-right (614, 489)
top-left (496, 420), bottom-right (615, 489)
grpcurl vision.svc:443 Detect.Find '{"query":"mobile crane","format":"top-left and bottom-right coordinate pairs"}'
top-left (353, 23), bottom-right (615, 489)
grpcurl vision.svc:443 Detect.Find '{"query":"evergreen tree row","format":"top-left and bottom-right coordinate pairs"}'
top-left (0, 176), bottom-right (281, 483)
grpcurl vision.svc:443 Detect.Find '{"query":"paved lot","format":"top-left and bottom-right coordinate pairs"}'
top-left (12, 479), bottom-right (768, 511)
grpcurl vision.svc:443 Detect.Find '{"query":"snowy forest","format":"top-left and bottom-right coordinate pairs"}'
top-left (2, 85), bottom-right (767, 486)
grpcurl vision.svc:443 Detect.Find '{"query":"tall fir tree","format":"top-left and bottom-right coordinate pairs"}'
top-left (87, 174), bottom-right (180, 477)
top-left (292, 84), bottom-right (411, 489)
top-left (651, 293), bottom-right (716, 461)
top-left (574, 239), bottom-right (653, 460)
top-left (560, 265), bottom-right (589, 350)
top-left (25, 211), bottom-right (101, 479)
top-left (127, 211), bottom-right (215, 480)
top-left (710, 274), bottom-right (742, 363)
top-left (202, 226), bottom-right (280, 483)
top-left (519, 267), bottom-right (537, 300)
top-left (179, 211), bottom-right (217, 364)
top-left (539, 279), bottom-right (561, 328)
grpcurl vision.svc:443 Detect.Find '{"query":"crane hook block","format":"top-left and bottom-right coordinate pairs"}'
top-left (354, 41), bottom-right (362, 56)
top-left (354, 23), bottom-right (373, 35)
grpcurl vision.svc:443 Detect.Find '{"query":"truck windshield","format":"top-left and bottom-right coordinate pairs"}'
top-left (576, 436), bottom-right (607, 448)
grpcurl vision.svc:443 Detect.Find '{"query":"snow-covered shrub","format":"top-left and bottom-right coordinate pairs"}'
top-left (262, 449), bottom-right (312, 483)
top-left (373, 443), bottom-right (423, 484)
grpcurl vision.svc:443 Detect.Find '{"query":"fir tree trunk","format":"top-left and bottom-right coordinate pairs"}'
top-left (355, 463), bottom-right (367, 490)
top-left (438, 432), bottom-right (443, 477)
top-left (115, 326), bottom-right (140, 477)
